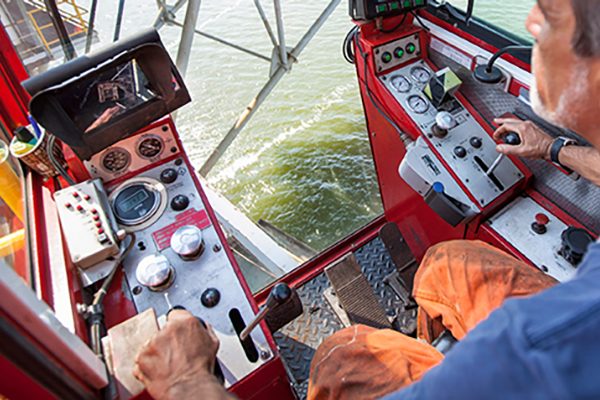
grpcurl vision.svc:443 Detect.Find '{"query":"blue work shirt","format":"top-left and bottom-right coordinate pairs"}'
top-left (384, 242), bottom-right (600, 400)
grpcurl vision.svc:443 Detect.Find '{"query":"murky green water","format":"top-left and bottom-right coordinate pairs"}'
top-left (90, 0), bottom-right (535, 253)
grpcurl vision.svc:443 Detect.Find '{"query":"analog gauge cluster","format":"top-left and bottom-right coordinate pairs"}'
top-left (84, 123), bottom-right (179, 183)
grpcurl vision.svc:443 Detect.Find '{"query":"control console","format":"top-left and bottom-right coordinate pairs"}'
top-left (87, 121), bottom-right (274, 388)
top-left (381, 59), bottom-right (526, 224)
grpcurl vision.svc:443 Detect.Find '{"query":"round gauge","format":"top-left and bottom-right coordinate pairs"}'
top-left (137, 136), bottom-right (164, 159)
top-left (111, 180), bottom-right (162, 226)
top-left (102, 148), bottom-right (131, 173)
top-left (390, 75), bottom-right (412, 93)
top-left (411, 66), bottom-right (431, 83)
top-left (407, 95), bottom-right (429, 114)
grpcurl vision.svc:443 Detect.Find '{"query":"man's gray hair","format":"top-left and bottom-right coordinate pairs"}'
top-left (571, 0), bottom-right (600, 57)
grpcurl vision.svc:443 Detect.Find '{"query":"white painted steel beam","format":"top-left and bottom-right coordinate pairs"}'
top-left (198, 0), bottom-right (341, 176)
top-left (175, 0), bottom-right (201, 78)
top-left (199, 178), bottom-right (299, 275)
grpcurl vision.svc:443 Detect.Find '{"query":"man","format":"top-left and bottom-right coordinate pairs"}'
top-left (133, 0), bottom-right (600, 398)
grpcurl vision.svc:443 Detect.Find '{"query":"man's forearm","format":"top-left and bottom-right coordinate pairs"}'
top-left (556, 145), bottom-right (600, 187)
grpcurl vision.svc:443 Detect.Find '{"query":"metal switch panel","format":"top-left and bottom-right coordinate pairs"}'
top-left (54, 179), bottom-right (120, 269)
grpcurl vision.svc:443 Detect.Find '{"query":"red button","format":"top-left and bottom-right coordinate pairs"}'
top-left (97, 228), bottom-right (104, 234)
top-left (93, 215), bottom-right (100, 221)
top-left (84, 195), bottom-right (91, 200)
top-left (76, 205), bottom-right (83, 211)
top-left (95, 222), bottom-right (101, 227)
top-left (72, 192), bottom-right (79, 198)
top-left (65, 203), bottom-right (71, 208)
top-left (535, 213), bottom-right (549, 226)
top-left (91, 209), bottom-right (97, 214)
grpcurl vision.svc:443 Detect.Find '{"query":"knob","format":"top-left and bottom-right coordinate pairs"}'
top-left (503, 132), bottom-right (521, 146)
top-left (201, 288), bottom-right (221, 308)
top-left (381, 52), bottom-right (392, 64)
top-left (454, 146), bottom-right (467, 158)
top-left (136, 254), bottom-right (175, 291)
top-left (432, 111), bottom-right (456, 139)
top-left (170, 225), bottom-right (205, 261)
top-left (394, 47), bottom-right (404, 58)
top-left (470, 137), bottom-right (482, 148)
top-left (171, 194), bottom-right (189, 211)
top-left (160, 168), bottom-right (178, 184)
top-left (240, 283), bottom-right (292, 341)
top-left (531, 213), bottom-right (549, 235)
top-left (560, 227), bottom-right (595, 266)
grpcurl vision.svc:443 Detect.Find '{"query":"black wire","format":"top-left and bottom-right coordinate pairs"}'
top-left (378, 12), bottom-right (407, 34)
top-left (47, 134), bottom-right (76, 186)
top-left (411, 11), bottom-right (430, 32)
top-left (343, 25), bottom-right (359, 64)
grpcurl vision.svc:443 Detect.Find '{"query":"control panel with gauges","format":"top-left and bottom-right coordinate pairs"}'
top-left (24, 28), bottom-right (293, 399)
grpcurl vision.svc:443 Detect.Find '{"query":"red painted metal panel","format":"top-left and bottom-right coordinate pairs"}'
top-left (0, 355), bottom-right (57, 400)
top-left (0, 22), bottom-right (30, 133)
top-left (230, 357), bottom-right (296, 400)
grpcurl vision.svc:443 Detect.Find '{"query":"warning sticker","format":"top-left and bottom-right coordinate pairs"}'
top-left (430, 37), bottom-right (473, 70)
top-left (152, 209), bottom-right (212, 250)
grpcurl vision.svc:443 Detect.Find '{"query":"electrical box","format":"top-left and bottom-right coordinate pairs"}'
top-left (350, 0), bottom-right (427, 21)
top-left (54, 179), bottom-right (120, 269)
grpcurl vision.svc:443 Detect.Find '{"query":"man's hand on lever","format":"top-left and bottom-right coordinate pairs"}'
top-left (493, 117), bottom-right (600, 187)
top-left (132, 310), bottom-right (236, 400)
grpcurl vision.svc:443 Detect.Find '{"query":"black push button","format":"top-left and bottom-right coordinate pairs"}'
top-left (454, 146), bottom-right (467, 158)
top-left (201, 288), bottom-right (221, 308)
top-left (160, 168), bottom-right (178, 184)
top-left (470, 137), bottom-right (482, 148)
top-left (171, 195), bottom-right (189, 211)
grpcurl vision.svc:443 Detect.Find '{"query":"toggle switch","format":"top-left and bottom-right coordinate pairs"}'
top-left (240, 283), bottom-right (292, 341)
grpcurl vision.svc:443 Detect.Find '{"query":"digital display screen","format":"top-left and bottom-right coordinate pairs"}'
top-left (56, 59), bottom-right (157, 135)
top-left (119, 188), bottom-right (149, 212)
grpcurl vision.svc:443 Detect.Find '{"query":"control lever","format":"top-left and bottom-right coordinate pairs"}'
top-left (487, 132), bottom-right (521, 177)
top-left (240, 283), bottom-right (292, 341)
top-left (167, 306), bottom-right (225, 385)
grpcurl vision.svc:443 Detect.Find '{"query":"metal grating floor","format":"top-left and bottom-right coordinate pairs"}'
top-left (274, 237), bottom-right (409, 398)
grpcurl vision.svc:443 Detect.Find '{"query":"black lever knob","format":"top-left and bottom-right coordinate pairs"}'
top-left (240, 283), bottom-right (292, 341)
top-left (503, 132), bottom-right (521, 146)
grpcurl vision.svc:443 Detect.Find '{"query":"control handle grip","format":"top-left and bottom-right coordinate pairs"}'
top-left (502, 132), bottom-right (521, 146)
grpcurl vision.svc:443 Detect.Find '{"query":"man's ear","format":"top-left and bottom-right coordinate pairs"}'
top-left (590, 58), bottom-right (600, 109)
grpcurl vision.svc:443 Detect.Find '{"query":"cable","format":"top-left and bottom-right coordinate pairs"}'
top-left (343, 25), bottom-right (359, 64)
top-left (378, 12), bottom-right (407, 34)
top-left (47, 134), bottom-right (76, 186)
top-left (411, 11), bottom-right (430, 32)
top-left (354, 33), bottom-right (412, 146)
top-left (92, 232), bottom-right (136, 306)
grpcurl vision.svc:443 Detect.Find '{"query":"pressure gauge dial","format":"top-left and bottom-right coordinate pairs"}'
top-left (137, 135), bottom-right (164, 159)
top-left (407, 95), bottom-right (429, 114)
top-left (411, 66), bottom-right (431, 83)
top-left (390, 75), bottom-right (412, 93)
top-left (101, 148), bottom-right (131, 173)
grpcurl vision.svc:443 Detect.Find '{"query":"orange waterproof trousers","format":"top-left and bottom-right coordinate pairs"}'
top-left (307, 240), bottom-right (557, 400)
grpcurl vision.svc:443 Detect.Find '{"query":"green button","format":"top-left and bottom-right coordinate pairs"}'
top-left (402, 0), bottom-right (411, 7)
top-left (382, 52), bottom-right (392, 63)
top-left (390, 2), bottom-right (399, 10)
top-left (407, 43), bottom-right (416, 54)
top-left (415, 0), bottom-right (423, 5)
top-left (395, 48), bottom-right (404, 58)
top-left (377, 4), bottom-right (387, 12)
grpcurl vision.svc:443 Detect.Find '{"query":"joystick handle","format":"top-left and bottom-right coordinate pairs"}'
top-left (503, 132), bottom-right (521, 146)
top-left (240, 283), bottom-right (292, 341)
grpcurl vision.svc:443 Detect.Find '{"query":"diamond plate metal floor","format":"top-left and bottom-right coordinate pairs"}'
top-left (274, 237), bottom-right (412, 398)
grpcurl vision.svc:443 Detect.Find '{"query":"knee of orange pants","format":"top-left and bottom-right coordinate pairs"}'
top-left (307, 325), bottom-right (444, 400)
top-left (413, 240), bottom-right (557, 342)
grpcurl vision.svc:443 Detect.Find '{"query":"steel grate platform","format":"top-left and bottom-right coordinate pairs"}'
top-left (274, 237), bottom-right (410, 398)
